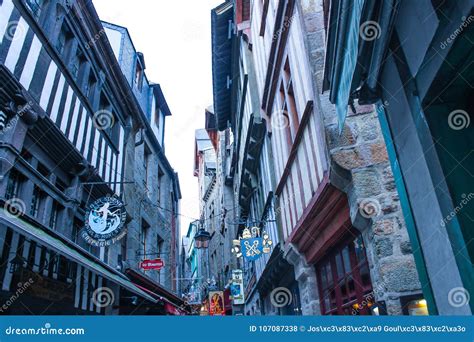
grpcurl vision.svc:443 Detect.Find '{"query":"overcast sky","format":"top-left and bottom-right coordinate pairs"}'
top-left (92, 0), bottom-right (223, 236)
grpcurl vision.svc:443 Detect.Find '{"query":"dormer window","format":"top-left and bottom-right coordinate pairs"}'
top-left (135, 61), bottom-right (143, 91)
top-left (154, 107), bottom-right (160, 130)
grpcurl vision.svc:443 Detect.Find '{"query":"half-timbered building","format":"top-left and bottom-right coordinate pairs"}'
top-left (210, 0), bottom-right (425, 316)
top-left (211, 0), bottom-right (301, 315)
top-left (0, 0), bottom-right (184, 315)
top-left (250, 0), bottom-right (424, 315)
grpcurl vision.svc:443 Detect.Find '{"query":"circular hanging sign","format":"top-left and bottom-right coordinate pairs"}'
top-left (83, 196), bottom-right (127, 246)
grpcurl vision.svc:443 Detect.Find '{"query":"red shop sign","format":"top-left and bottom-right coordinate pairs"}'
top-left (140, 258), bottom-right (165, 270)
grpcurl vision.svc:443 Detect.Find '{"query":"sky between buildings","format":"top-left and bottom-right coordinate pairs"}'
top-left (92, 0), bottom-right (223, 236)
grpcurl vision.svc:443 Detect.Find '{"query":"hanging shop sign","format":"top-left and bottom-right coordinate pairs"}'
top-left (82, 196), bottom-right (127, 247)
top-left (231, 227), bottom-right (272, 261)
top-left (140, 258), bottom-right (165, 270)
top-left (186, 285), bottom-right (202, 305)
top-left (230, 269), bottom-right (245, 305)
top-left (209, 291), bottom-right (225, 316)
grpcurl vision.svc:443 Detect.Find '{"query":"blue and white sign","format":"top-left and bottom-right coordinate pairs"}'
top-left (232, 227), bottom-right (272, 261)
top-left (231, 269), bottom-right (245, 305)
top-left (241, 237), bottom-right (263, 261)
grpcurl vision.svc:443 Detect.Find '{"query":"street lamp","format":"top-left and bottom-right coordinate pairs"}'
top-left (9, 255), bottom-right (26, 273)
top-left (194, 226), bottom-right (212, 291)
top-left (194, 228), bottom-right (211, 249)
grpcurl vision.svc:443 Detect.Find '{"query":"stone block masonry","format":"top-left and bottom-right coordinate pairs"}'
top-left (289, 0), bottom-right (423, 315)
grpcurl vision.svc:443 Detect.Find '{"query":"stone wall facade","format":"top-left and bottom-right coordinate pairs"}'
top-left (287, 0), bottom-right (423, 315)
top-left (122, 126), bottom-right (179, 291)
top-left (285, 247), bottom-right (321, 315)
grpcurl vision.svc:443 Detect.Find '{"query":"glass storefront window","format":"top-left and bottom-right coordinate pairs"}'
top-left (316, 232), bottom-right (374, 315)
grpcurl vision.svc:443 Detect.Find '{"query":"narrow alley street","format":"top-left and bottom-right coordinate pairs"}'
top-left (0, 0), bottom-right (472, 323)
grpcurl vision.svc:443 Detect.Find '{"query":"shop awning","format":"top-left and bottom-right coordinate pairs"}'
top-left (164, 302), bottom-right (186, 316)
top-left (126, 268), bottom-right (190, 315)
top-left (132, 283), bottom-right (186, 315)
top-left (0, 207), bottom-right (157, 303)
